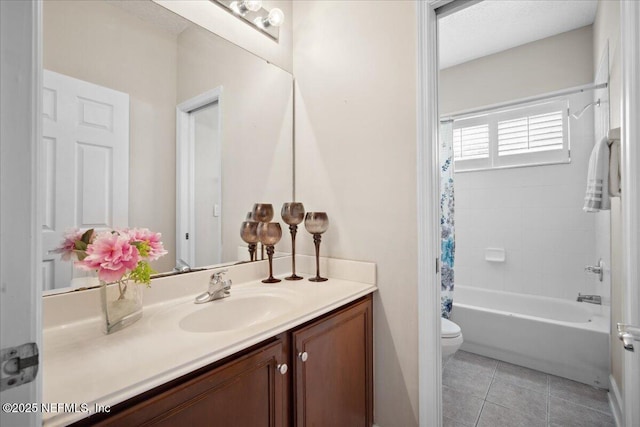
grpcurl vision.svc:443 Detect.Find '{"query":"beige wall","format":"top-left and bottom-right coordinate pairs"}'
top-left (593, 0), bottom-right (624, 393)
top-left (176, 26), bottom-right (294, 262)
top-left (43, 0), bottom-right (178, 274)
top-left (440, 25), bottom-right (594, 115)
top-left (293, 1), bottom-right (419, 425)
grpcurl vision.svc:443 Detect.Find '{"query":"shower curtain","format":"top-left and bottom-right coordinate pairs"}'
top-left (440, 121), bottom-right (455, 319)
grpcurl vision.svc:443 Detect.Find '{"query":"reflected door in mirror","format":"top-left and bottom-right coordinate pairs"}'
top-left (177, 91), bottom-right (222, 268)
top-left (42, 70), bottom-right (129, 291)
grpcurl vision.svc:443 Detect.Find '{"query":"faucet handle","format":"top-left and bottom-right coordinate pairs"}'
top-left (210, 269), bottom-right (228, 281)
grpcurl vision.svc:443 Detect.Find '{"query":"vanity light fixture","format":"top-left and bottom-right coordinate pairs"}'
top-left (255, 8), bottom-right (284, 29)
top-left (214, 1), bottom-right (284, 42)
top-left (230, 0), bottom-right (262, 16)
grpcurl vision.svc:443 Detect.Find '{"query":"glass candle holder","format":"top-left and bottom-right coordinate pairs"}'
top-left (304, 212), bottom-right (329, 282)
top-left (257, 222), bottom-right (282, 283)
top-left (281, 202), bottom-right (305, 280)
top-left (240, 220), bottom-right (259, 261)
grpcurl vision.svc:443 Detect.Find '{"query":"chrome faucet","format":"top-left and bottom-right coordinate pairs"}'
top-left (584, 259), bottom-right (604, 282)
top-left (195, 270), bottom-right (232, 304)
top-left (174, 258), bottom-right (191, 273)
top-left (577, 293), bottom-right (602, 305)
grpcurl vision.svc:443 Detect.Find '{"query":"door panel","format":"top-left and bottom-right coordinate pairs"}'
top-left (41, 70), bottom-right (129, 291)
top-left (293, 297), bottom-right (373, 427)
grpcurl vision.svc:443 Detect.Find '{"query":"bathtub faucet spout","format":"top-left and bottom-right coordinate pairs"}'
top-left (577, 293), bottom-right (602, 305)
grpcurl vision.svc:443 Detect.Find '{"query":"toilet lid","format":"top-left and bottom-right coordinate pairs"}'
top-left (441, 318), bottom-right (461, 338)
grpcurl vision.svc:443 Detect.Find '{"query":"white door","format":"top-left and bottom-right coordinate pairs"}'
top-left (193, 102), bottom-right (222, 267)
top-left (42, 70), bottom-right (129, 291)
top-left (176, 89), bottom-right (223, 268)
top-left (1, 1), bottom-right (41, 426)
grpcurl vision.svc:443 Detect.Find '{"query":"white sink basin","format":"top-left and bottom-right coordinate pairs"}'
top-left (152, 286), bottom-right (300, 333)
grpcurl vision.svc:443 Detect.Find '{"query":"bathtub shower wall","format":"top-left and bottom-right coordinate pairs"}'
top-left (455, 91), bottom-right (601, 301)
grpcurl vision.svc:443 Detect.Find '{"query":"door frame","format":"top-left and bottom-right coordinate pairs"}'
top-left (0, 0), bottom-right (42, 425)
top-left (620, 1), bottom-right (640, 425)
top-left (417, 0), bottom-right (640, 426)
top-left (176, 88), bottom-right (223, 267)
top-left (416, 2), bottom-right (443, 426)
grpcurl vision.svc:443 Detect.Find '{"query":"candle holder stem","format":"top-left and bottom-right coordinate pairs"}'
top-left (285, 224), bottom-right (303, 280)
top-left (262, 245), bottom-right (281, 283)
top-left (248, 243), bottom-right (257, 261)
top-left (309, 233), bottom-right (328, 282)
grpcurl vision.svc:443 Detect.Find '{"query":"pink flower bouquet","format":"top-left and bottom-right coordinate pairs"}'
top-left (53, 228), bottom-right (167, 285)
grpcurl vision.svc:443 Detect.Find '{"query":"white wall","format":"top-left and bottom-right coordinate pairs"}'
top-left (440, 26), bottom-right (594, 115)
top-left (455, 91), bottom-right (599, 300)
top-left (443, 27), bottom-right (603, 301)
top-left (293, 1), bottom-right (419, 425)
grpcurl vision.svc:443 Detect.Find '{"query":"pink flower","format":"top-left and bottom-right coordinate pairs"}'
top-left (77, 231), bottom-right (140, 283)
top-left (127, 228), bottom-right (168, 261)
top-left (52, 229), bottom-right (85, 261)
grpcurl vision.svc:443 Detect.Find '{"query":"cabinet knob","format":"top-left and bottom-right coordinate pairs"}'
top-left (277, 363), bottom-right (288, 375)
top-left (298, 351), bottom-right (308, 362)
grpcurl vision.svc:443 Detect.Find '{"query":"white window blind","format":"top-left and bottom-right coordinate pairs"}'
top-left (498, 111), bottom-right (564, 156)
top-left (453, 124), bottom-right (489, 160)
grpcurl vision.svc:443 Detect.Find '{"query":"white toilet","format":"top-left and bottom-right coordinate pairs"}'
top-left (441, 318), bottom-right (463, 364)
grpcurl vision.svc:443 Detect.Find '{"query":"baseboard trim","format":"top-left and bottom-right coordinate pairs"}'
top-left (609, 374), bottom-right (624, 427)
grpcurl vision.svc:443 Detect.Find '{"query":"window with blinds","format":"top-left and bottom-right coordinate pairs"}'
top-left (453, 124), bottom-right (489, 160)
top-left (497, 111), bottom-right (564, 156)
top-left (451, 99), bottom-right (570, 171)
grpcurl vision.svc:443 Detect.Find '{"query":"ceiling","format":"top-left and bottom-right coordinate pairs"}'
top-left (439, 0), bottom-right (599, 70)
top-left (106, 0), bottom-right (191, 36)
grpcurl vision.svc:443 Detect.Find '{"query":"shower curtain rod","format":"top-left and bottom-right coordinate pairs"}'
top-left (440, 81), bottom-right (608, 123)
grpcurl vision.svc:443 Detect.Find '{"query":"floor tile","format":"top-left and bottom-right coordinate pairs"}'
top-left (549, 397), bottom-right (615, 427)
top-left (486, 378), bottom-right (547, 419)
top-left (476, 401), bottom-right (546, 427)
top-left (443, 415), bottom-right (473, 427)
top-left (443, 385), bottom-right (484, 426)
top-left (494, 361), bottom-right (548, 394)
top-left (443, 362), bottom-right (493, 399)
top-left (549, 375), bottom-right (611, 414)
top-left (449, 350), bottom-right (498, 377)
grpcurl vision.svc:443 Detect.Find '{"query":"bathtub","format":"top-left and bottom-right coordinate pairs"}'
top-left (451, 285), bottom-right (610, 388)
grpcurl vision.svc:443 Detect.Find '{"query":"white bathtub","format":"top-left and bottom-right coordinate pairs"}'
top-left (451, 285), bottom-right (610, 388)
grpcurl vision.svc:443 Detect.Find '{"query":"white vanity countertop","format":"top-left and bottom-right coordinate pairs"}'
top-left (42, 256), bottom-right (376, 426)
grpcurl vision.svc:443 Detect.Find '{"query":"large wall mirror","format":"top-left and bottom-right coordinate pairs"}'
top-left (42, 0), bottom-right (293, 295)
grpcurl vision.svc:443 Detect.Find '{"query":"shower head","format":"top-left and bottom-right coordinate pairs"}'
top-left (571, 99), bottom-right (601, 119)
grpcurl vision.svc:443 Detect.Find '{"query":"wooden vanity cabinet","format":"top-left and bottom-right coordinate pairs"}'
top-left (292, 296), bottom-right (373, 427)
top-left (72, 295), bottom-right (372, 427)
top-left (81, 336), bottom-right (290, 427)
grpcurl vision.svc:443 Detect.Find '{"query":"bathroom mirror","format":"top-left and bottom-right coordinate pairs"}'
top-left (41, 0), bottom-right (293, 294)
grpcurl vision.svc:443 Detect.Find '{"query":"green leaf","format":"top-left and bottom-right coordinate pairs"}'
top-left (81, 229), bottom-right (94, 244)
top-left (128, 261), bottom-right (156, 286)
top-left (75, 241), bottom-right (87, 251)
top-left (74, 250), bottom-right (88, 261)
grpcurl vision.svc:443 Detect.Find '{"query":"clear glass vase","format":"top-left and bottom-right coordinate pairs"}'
top-left (99, 280), bottom-right (143, 334)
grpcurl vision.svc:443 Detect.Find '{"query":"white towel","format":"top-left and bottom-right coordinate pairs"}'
top-left (609, 139), bottom-right (621, 196)
top-left (583, 136), bottom-right (611, 212)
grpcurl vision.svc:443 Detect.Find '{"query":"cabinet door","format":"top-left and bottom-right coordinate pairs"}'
top-left (293, 296), bottom-right (373, 427)
top-left (91, 338), bottom-right (289, 427)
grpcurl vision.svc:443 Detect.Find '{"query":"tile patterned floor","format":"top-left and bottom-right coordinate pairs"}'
top-left (443, 351), bottom-right (615, 427)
